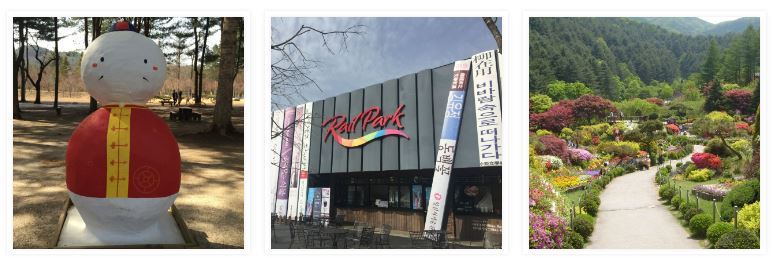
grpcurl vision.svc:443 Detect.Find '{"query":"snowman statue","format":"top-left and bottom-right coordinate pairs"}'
top-left (64, 20), bottom-right (181, 245)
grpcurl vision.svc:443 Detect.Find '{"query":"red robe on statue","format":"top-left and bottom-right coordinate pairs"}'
top-left (66, 105), bottom-right (181, 198)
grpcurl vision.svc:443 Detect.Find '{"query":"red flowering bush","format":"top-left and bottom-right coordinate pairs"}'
top-left (691, 152), bottom-right (722, 170)
top-left (646, 98), bottom-right (665, 106)
top-left (724, 89), bottom-right (754, 115)
top-left (530, 102), bottom-right (575, 132)
top-left (736, 122), bottom-right (750, 132)
top-left (536, 135), bottom-right (569, 161)
top-left (666, 124), bottom-right (680, 134)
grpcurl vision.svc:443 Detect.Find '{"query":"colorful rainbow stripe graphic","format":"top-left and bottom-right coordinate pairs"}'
top-left (330, 129), bottom-right (409, 147)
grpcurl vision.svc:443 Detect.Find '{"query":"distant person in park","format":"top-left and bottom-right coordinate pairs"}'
top-left (172, 90), bottom-right (178, 106)
top-left (177, 90), bottom-right (184, 106)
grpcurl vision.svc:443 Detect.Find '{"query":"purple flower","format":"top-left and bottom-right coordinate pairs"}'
top-left (569, 148), bottom-right (593, 162)
top-left (529, 210), bottom-right (567, 249)
top-left (586, 170), bottom-right (600, 176)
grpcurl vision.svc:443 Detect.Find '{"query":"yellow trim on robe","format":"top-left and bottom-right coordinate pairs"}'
top-left (106, 107), bottom-right (132, 198)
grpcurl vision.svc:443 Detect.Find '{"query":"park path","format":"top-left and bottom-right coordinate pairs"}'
top-left (586, 145), bottom-right (704, 249)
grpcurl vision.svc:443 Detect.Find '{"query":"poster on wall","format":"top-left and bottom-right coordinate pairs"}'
top-left (471, 50), bottom-right (502, 167)
top-left (312, 188), bottom-right (323, 220)
top-left (412, 185), bottom-right (423, 210)
top-left (287, 104), bottom-right (305, 219)
top-left (305, 187), bottom-right (317, 219)
top-left (424, 60), bottom-right (472, 233)
top-left (275, 107), bottom-right (296, 217)
top-left (269, 110), bottom-right (285, 212)
top-left (321, 188), bottom-right (331, 224)
top-left (297, 103), bottom-right (313, 219)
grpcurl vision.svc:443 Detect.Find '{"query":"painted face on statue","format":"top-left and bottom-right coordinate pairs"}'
top-left (80, 31), bottom-right (166, 105)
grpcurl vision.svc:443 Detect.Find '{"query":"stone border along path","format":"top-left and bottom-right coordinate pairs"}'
top-left (586, 145), bottom-right (705, 249)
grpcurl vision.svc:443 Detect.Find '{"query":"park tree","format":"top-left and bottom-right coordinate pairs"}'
top-left (529, 100), bottom-right (575, 132)
top-left (24, 18), bottom-right (57, 104)
top-left (700, 39), bottom-right (721, 84)
top-left (211, 17), bottom-right (239, 135)
top-left (571, 94), bottom-right (615, 125)
top-left (482, 17), bottom-right (501, 53)
top-left (691, 111), bottom-right (743, 160)
top-left (724, 89), bottom-right (754, 115)
top-left (544, 80), bottom-right (592, 101)
top-left (703, 80), bottom-right (725, 112)
top-left (529, 94), bottom-right (553, 114)
top-left (13, 18), bottom-right (28, 119)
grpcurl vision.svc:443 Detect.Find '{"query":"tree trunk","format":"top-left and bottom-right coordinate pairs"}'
top-left (197, 17), bottom-right (210, 105)
top-left (482, 17), bottom-right (502, 53)
top-left (192, 18), bottom-right (199, 103)
top-left (143, 17), bottom-right (150, 37)
top-left (211, 17), bottom-right (237, 135)
top-left (89, 17), bottom-right (102, 113)
top-left (21, 27), bottom-right (28, 102)
top-left (720, 136), bottom-right (743, 160)
top-left (54, 17), bottom-right (60, 110)
top-left (14, 18), bottom-right (24, 119)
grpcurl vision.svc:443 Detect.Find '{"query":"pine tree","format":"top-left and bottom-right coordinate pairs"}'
top-left (700, 39), bottom-right (720, 84)
top-left (703, 80), bottom-right (724, 112)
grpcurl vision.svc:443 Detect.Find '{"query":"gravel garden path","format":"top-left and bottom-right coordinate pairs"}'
top-left (586, 145), bottom-right (704, 249)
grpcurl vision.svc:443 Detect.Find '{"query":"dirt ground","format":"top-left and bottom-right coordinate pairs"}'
top-left (13, 97), bottom-right (245, 249)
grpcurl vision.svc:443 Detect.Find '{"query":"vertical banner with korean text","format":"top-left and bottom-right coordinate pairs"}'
top-left (275, 107), bottom-right (296, 217)
top-left (312, 188), bottom-right (323, 220)
top-left (321, 188), bottom-right (331, 221)
top-left (269, 110), bottom-right (285, 212)
top-left (423, 60), bottom-right (471, 232)
top-left (297, 102), bottom-right (313, 219)
top-left (287, 104), bottom-right (304, 220)
top-left (305, 187), bottom-right (317, 218)
top-left (471, 50), bottom-right (502, 167)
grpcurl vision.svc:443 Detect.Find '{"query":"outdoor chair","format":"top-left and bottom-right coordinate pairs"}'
top-left (374, 224), bottom-right (392, 248)
top-left (344, 221), bottom-right (366, 248)
top-left (409, 231), bottom-right (432, 248)
top-left (304, 228), bottom-right (332, 248)
top-left (333, 214), bottom-right (346, 227)
top-left (347, 227), bottom-right (374, 249)
top-left (288, 222), bottom-right (298, 248)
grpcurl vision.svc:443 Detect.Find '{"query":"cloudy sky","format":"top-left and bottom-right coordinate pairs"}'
top-left (270, 17), bottom-right (502, 109)
top-left (698, 16), bottom-right (741, 24)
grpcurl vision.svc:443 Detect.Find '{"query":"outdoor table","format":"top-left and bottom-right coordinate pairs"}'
top-left (178, 107), bottom-right (193, 121)
top-left (322, 228), bottom-right (350, 249)
top-left (422, 230), bottom-right (446, 249)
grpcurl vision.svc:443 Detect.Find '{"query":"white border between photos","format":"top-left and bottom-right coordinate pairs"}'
top-left (3, 10), bottom-right (251, 257)
top-left (263, 10), bottom-right (511, 256)
top-left (522, 9), bottom-right (769, 257)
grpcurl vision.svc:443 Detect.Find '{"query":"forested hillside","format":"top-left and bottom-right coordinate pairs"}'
top-left (529, 17), bottom-right (758, 101)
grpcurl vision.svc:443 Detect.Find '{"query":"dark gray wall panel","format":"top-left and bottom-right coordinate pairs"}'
top-left (454, 69), bottom-right (478, 168)
top-left (416, 69), bottom-right (435, 169)
top-left (320, 97), bottom-right (336, 174)
top-left (332, 93), bottom-right (350, 173)
top-left (381, 79), bottom-right (399, 171)
top-left (308, 100), bottom-right (324, 174)
top-left (348, 89), bottom-right (364, 172)
top-left (362, 84), bottom-right (382, 172)
top-left (432, 64), bottom-right (454, 152)
top-left (398, 74), bottom-right (419, 170)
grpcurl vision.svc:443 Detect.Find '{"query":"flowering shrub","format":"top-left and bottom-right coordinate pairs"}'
top-left (738, 201), bottom-right (760, 235)
top-left (736, 122), bottom-right (750, 131)
top-left (597, 141), bottom-right (640, 157)
top-left (552, 176), bottom-right (581, 190)
top-left (666, 124), bottom-right (680, 134)
top-left (693, 182), bottom-right (734, 199)
top-left (568, 148), bottom-right (593, 162)
top-left (529, 210), bottom-right (567, 249)
top-left (687, 168), bottom-right (713, 182)
top-left (539, 155), bottom-right (564, 170)
top-left (537, 135), bottom-right (569, 161)
top-left (587, 158), bottom-right (604, 170)
top-left (691, 152), bottom-right (722, 170)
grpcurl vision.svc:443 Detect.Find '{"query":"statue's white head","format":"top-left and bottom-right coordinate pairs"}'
top-left (80, 20), bottom-right (166, 105)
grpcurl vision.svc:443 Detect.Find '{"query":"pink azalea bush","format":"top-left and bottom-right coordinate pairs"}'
top-left (529, 210), bottom-right (567, 249)
top-left (568, 148), bottom-right (593, 162)
top-left (691, 152), bottom-right (722, 170)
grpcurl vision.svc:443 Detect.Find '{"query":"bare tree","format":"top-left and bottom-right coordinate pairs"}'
top-left (270, 23), bottom-right (364, 110)
top-left (482, 17), bottom-right (502, 53)
top-left (211, 17), bottom-right (238, 135)
top-left (13, 18), bottom-right (25, 119)
top-left (24, 37), bottom-right (55, 104)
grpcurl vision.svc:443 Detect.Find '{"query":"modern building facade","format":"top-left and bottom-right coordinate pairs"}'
top-left (270, 50), bottom-right (502, 240)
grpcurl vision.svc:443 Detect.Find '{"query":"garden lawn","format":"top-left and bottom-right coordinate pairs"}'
top-left (667, 178), bottom-right (723, 223)
top-left (562, 188), bottom-right (586, 212)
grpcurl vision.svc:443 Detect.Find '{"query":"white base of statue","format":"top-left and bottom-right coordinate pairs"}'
top-left (56, 203), bottom-right (185, 247)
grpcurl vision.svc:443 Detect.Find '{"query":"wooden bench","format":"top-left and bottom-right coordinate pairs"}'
top-left (192, 112), bottom-right (202, 121)
top-left (169, 111), bottom-right (178, 121)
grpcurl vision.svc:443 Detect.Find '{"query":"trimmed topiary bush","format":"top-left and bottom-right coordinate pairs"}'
top-left (720, 180), bottom-right (760, 221)
top-left (683, 207), bottom-right (703, 222)
top-left (688, 213), bottom-right (713, 237)
top-left (670, 195), bottom-right (681, 209)
top-left (580, 194), bottom-right (600, 216)
top-left (687, 168), bottom-right (713, 182)
top-left (707, 222), bottom-right (734, 246)
top-left (562, 230), bottom-right (585, 249)
top-left (572, 213), bottom-right (595, 241)
top-left (714, 229), bottom-right (760, 249)
top-left (658, 185), bottom-right (675, 200)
